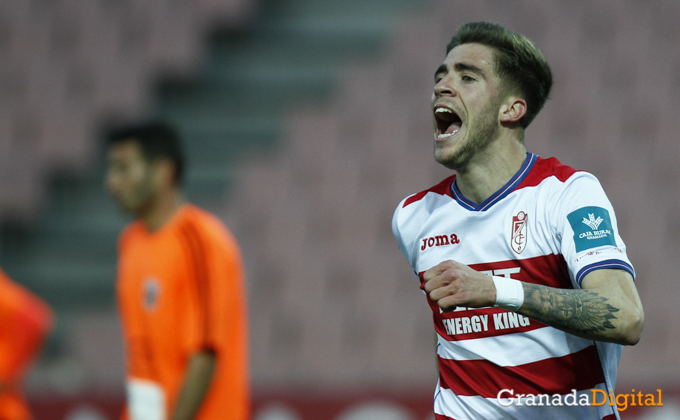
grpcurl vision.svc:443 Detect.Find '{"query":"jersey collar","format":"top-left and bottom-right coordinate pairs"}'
top-left (450, 152), bottom-right (537, 212)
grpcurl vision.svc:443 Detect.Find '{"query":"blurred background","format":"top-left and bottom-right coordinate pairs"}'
top-left (0, 0), bottom-right (679, 419)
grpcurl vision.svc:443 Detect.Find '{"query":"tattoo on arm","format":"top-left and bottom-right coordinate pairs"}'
top-left (521, 283), bottom-right (620, 335)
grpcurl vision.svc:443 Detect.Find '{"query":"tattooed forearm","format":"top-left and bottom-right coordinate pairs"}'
top-left (520, 283), bottom-right (620, 335)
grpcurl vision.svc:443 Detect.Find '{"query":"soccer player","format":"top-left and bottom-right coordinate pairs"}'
top-left (0, 267), bottom-right (53, 420)
top-left (105, 122), bottom-right (249, 420)
top-left (392, 22), bottom-right (644, 419)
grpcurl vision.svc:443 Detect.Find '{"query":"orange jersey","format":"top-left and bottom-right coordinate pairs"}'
top-left (116, 204), bottom-right (249, 420)
top-left (0, 268), bottom-right (54, 420)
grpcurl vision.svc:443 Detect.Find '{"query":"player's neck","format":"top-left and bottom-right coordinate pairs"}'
top-left (455, 137), bottom-right (527, 205)
top-left (139, 189), bottom-right (184, 233)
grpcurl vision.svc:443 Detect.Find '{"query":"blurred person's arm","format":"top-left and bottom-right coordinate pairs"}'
top-left (0, 272), bottom-right (53, 385)
top-left (170, 350), bottom-right (216, 420)
top-left (175, 217), bottom-right (249, 419)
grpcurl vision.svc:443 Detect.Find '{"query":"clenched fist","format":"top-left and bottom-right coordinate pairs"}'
top-left (423, 260), bottom-right (497, 312)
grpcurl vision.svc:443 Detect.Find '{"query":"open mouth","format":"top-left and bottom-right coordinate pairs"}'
top-left (434, 106), bottom-right (462, 139)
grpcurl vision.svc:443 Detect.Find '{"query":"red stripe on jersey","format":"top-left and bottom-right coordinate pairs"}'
top-left (438, 345), bottom-right (605, 397)
top-left (420, 254), bottom-right (571, 292)
top-left (431, 306), bottom-right (546, 341)
top-left (403, 175), bottom-right (455, 207)
top-left (421, 254), bottom-right (571, 341)
top-left (602, 415), bottom-right (617, 420)
top-left (468, 253), bottom-right (572, 289)
top-left (435, 414), bottom-right (456, 420)
top-left (517, 156), bottom-right (579, 189)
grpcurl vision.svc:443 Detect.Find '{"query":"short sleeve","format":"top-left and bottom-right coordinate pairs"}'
top-left (204, 227), bottom-right (246, 354)
top-left (180, 216), bottom-right (247, 357)
top-left (551, 173), bottom-right (634, 287)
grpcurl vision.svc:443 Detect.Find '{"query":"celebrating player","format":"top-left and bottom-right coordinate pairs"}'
top-left (105, 122), bottom-right (249, 420)
top-left (392, 22), bottom-right (644, 419)
top-left (0, 267), bottom-right (53, 420)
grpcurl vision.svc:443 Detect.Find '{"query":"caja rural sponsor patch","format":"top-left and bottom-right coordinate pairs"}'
top-left (567, 206), bottom-right (616, 252)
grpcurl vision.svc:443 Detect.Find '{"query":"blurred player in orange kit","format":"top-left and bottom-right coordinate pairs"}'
top-left (0, 267), bottom-right (53, 420)
top-left (105, 122), bottom-right (249, 420)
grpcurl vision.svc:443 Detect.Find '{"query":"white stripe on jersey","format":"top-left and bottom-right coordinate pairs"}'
top-left (437, 326), bottom-right (594, 366)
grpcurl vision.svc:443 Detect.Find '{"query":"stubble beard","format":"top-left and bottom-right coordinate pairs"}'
top-left (119, 172), bottom-right (157, 218)
top-left (435, 102), bottom-right (499, 171)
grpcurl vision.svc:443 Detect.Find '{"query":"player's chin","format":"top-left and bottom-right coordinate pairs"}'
top-left (434, 148), bottom-right (462, 170)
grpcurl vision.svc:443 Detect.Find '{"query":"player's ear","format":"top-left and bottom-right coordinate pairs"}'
top-left (153, 158), bottom-right (176, 188)
top-left (499, 96), bottom-right (527, 126)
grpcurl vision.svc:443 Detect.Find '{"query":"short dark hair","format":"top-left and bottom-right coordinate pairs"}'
top-left (107, 121), bottom-right (185, 184)
top-left (446, 21), bottom-right (553, 128)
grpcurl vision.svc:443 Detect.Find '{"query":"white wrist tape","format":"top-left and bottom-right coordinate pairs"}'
top-left (492, 276), bottom-right (524, 312)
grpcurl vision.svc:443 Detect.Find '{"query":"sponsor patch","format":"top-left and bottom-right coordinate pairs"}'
top-left (567, 206), bottom-right (616, 252)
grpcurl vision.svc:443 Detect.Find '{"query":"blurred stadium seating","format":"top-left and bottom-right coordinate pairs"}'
top-left (0, 0), bottom-right (254, 220)
top-left (0, 0), bottom-right (679, 419)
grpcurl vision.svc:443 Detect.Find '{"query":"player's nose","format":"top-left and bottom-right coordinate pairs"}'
top-left (434, 76), bottom-right (456, 98)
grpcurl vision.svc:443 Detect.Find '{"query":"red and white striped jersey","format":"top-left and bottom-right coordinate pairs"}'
top-left (392, 153), bottom-right (634, 420)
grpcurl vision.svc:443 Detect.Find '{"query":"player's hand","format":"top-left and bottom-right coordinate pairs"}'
top-left (423, 260), bottom-right (496, 312)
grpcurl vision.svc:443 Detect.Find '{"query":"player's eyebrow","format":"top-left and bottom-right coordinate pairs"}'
top-left (454, 62), bottom-right (486, 78)
top-left (434, 62), bottom-right (487, 80)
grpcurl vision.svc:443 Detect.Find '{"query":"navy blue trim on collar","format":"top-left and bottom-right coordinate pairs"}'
top-left (450, 153), bottom-right (538, 212)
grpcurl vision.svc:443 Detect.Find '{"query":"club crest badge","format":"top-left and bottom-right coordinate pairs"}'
top-left (511, 211), bottom-right (528, 254)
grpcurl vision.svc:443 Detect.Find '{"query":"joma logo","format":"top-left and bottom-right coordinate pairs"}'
top-left (421, 233), bottom-right (460, 251)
